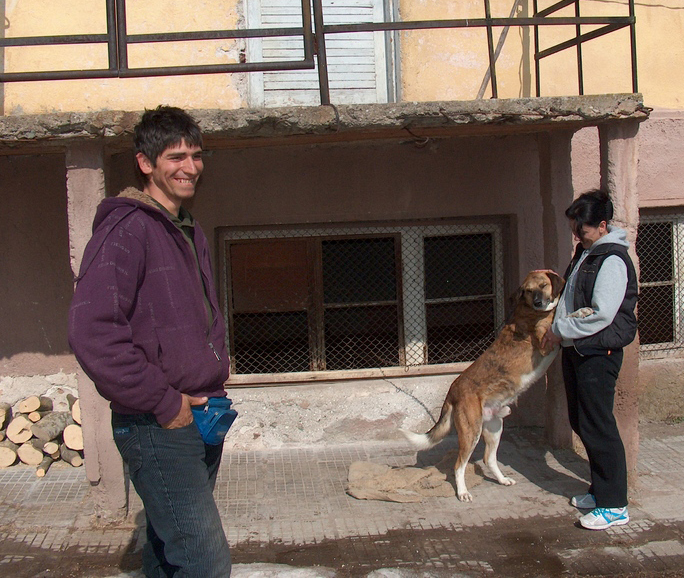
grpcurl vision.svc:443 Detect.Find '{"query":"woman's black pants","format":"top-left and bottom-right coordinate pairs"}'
top-left (562, 346), bottom-right (628, 508)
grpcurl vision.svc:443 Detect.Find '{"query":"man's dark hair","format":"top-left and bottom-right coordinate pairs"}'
top-left (134, 105), bottom-right (203, 179)
top-left (565, 189), bottom-right (614, 236)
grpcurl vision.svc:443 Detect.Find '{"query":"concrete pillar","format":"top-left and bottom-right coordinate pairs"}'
top-left (538, 130), bottom-right (575, 448)
top-left (598, 120), bottom-right (641, 488)
top-left (401, 231), bottom-right (427, 366)
top-left (66, 142), bottom-right (127, 520)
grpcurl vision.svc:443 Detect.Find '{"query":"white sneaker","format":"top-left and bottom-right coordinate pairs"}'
top-left (571, 493), bottom-right (596, 509)
top-left (580, 507), bottom-right (629, 530)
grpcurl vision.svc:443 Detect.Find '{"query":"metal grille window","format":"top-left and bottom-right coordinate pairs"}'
top-left (637, 216), bottom-right (684, 357)
top-left (424, 234), bottom-right (495, 364)
top-left (322, 237), bottom-right (401, 370)
top-left (221, 222), bottom-right (505, 375)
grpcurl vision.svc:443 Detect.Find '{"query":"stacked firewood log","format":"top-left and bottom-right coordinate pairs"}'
top-left (0, 394), bottom-right (84, 477)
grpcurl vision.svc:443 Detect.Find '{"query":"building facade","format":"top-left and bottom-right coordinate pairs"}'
top-left (0, 0), bottom-right (681, 515)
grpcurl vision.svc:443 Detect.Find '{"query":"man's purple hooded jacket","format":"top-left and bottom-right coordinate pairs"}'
top-left (68, 188), bottom-right (230, 425)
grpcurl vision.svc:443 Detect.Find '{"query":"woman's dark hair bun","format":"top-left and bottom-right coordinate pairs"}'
top-left (565, 189), bottom-right (613, 234)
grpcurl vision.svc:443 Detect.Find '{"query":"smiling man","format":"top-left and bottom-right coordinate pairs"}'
top-left (68, 106), bottom-right (232, 577)
top-left (137, 136), bottom-right (204, 215)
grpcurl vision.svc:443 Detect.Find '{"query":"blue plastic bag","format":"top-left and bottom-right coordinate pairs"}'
top-left (191, 397), bottom-right (238, 445)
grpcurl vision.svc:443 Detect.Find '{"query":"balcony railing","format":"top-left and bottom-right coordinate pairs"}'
top-left (0, 0), bottom-right (637, 105)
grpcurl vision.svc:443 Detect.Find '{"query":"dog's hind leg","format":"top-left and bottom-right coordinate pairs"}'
top-left (453, 402), bottom-right (482, 502)
top-left (482, 414), bottom-right (515, 487)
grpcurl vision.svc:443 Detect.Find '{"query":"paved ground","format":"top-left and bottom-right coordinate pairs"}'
top-left (1, 421), bottom-right (684, 577)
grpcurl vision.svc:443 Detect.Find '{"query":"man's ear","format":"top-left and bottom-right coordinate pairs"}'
top-left (136, 152), bottom-right (154, 177)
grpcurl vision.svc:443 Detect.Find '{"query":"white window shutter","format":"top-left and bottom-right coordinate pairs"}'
top-left (248, 0), bottom-right (388, 106)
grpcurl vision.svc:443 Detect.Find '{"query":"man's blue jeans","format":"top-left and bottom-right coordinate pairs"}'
top-left (112, 412), bottom-right (231, 577)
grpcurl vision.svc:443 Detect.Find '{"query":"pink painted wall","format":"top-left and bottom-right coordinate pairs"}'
top-left (573, 111), bottom-right (684, 211)
top-left (637, 110), bottom-right (684, 209)
top-left (571, 126), bottom-right (601, 197)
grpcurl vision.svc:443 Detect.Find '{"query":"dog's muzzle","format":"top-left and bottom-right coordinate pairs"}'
top-left (533, 293), bottom-right (559, 311)
top-left (532, 291), bottom-right (548, 309)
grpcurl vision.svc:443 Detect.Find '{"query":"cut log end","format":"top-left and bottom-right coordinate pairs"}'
top-left (7, 415), bottom-right (33, 444)
top-left (60, 444), bottom-right (83, 467)
top-left (63, 424), bottom-right (84, 451)
top-left (70, 399), bottom-right (81, 425)
top-left (36, 455), bottom-right (55, 477)
top-left (28, 411), bottom-right (49, 423)
top-left (17, 440), bottom-right (44, 466)
top-left (18, 396), bottom-right (53, 414)
top-left (0, 402), bottom-right (11, 430)
top-left (43, 440), bottom-right (60, 455)
top-left (0, 440), bottom-right (19, 468)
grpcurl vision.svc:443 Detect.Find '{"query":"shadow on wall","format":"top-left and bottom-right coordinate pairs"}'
top-left (0, 153), bottom-right (73, 361)
top-left (1, 1), bottom-right (5, 117)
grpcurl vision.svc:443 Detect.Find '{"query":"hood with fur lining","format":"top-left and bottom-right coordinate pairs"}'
top-left (91, 187), bottom-right (163, 230)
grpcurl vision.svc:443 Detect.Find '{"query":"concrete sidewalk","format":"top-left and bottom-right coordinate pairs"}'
top-left (1, 421), bottom-right (684, 577)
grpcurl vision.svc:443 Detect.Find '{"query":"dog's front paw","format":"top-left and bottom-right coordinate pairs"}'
top-left (568, 307), bottom-right (594, 319)
top-left (499, 477), bottom-right (516, 487)
top-left (497, 405), bottom-right (511, 418)
top-left (458, 491), bottom-right (473, 502)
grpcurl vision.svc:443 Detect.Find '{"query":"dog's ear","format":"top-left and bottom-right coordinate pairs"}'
top-left (505, 287), bottom-right (524, 321)
top-left (509, 285), bottom-right (525, 311)
top-left (516, 285), bottom-right (525, 302)
top-left (546, 270), bottom-right (565, 298)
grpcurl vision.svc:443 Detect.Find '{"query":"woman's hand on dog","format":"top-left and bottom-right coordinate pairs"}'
top-left (541, 328), bottom-right (562, 351)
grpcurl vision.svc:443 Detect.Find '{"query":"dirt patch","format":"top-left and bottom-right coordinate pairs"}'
top-left (231, 515), bottom-right (684, 578)
top-left (4, 515), bottom-right (684, 577)
top-left (0, 539), bottom-right (141, 578)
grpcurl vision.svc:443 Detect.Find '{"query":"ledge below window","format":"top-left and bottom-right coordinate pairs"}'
top-left (224, 361), bottom-right (473, 387)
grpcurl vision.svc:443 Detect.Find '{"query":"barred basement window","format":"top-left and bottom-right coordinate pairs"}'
top-left (637, 215), bottom-right (684, 357)
top-left (220, 222), bottom-right (505, 375)
top-left (424, 234), bottom-right (495, 364)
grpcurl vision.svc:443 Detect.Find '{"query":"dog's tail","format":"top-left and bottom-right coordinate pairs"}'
top-left (400, 402), bottom-right (453, 450)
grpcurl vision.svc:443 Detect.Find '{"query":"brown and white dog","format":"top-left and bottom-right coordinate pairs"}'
top-left (401, 269), bottom-right (565, 502)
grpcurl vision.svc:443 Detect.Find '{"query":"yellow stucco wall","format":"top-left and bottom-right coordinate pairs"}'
top-left (0, 0), bottom-right (682, 113)
top-left (399, 0), bottom-right (682, 108)
top-left (633, 0), bottom-right (684, 108)
top-left (0, 0), bottom-right (244, 113)
top-left (399, 0), bottom-right (528, 101)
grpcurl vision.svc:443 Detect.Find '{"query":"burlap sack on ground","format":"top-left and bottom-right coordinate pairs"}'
top-left (346, 450), bottom-right (483, 503)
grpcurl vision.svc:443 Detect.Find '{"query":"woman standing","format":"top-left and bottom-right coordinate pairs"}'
top-left (543, 189), bottom-right (638, 530)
